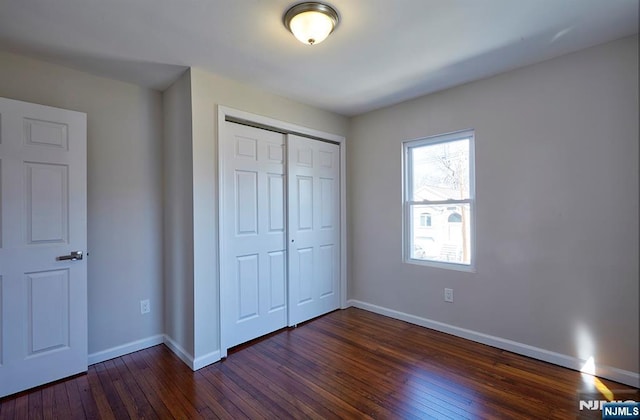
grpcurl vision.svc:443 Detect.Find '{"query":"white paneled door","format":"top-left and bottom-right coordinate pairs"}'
top-left (221, 122), bottom-right (288, 349)
top-left (0, 97), bottom-right (87, 398)
top-left (287, 135), bottom-right (340, 326)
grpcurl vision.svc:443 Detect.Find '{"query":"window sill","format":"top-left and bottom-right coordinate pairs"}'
top-left (405, 258), bottom-right (476, 273)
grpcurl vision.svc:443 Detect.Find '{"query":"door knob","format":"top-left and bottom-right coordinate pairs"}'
top-left (57, 251), bottom-right (83, 261)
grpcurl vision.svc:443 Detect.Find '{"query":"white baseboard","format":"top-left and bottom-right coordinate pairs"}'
top-left (347, 299), bottom-right (640, 388)
top-left (88, 334), bottom-right (164, 365)
top-left (193, 350), bottom-right (221, 371)
top-left (163, 335), bottom-right (220, 371)
top-left (162, 335), bottom-right (195, 368)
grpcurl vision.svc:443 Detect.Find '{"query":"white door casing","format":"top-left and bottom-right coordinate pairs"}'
top-left (220, 122), bottom-right (287, 350)
top-left (0, 97), bottom-right (87, 398)
top-left (287, 135), bottom-right (340, 326)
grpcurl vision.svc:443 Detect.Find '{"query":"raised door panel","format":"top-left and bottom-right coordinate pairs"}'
top-left (26, 162), bottom-right (68, 245)
top-left (296, 176), bottom-right (313, 231)
top-left (267, 174), bottom-right (284, 233)
top-left (267, 251), bottom-right (285, 312)
top-left (319, 177), bottom-right (334, 229)
top-left (235, 171), bottom-right (258, 236)
top-left (23, 118), bottom-right (68, 150)
top-left (26, 270), bottom-right (70, 356)
top-left (296, 247), bottom-right (313, 305)
top-left (236, 255), bottom-right (259, 322)
top-left (235, 136), bottom-right (257, 160)
top-left (318, 245), bottom-right (334, 298)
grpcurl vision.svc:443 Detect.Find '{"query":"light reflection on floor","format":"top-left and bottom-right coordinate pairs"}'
top-left (580, 356), bottom-right (615, 401)
top-left (582, 373), bottom-right (615, 401)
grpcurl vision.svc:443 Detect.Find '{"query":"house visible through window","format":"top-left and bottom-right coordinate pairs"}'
top-left (403, 130), bottom-right (475, 269)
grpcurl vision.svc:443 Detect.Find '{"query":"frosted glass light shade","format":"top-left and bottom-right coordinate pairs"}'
top-left (284, 2), bottom-right (339, 46)
top-left (289, 11), bottom-right (333, 45)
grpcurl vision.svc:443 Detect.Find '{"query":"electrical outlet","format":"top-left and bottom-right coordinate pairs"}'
top-left (140, 299), bottom-right (150, 314)
top-left (444, 288), bottom-right (454, 303)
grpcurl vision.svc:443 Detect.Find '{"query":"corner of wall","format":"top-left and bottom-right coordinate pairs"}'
top-left (162, 69), bottom-right (196, 358)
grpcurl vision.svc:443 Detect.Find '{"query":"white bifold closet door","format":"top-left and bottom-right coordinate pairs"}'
top-left (221, 123), bottom-right (288, 349)
top-left (287, 134), bottom-right (340, 326)
top-left (221, 122), bottom-right (340, 350)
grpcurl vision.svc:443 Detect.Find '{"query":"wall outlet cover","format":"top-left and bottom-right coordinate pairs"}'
top-left (444, 288), bottom-right (454, 303)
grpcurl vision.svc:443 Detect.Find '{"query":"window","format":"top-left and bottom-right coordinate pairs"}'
top-left (403, 130), bottom-right (475, 269)
top-left (448, 212), bottom-right (462, 223)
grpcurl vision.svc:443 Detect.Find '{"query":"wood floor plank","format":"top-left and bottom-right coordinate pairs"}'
top-left (93, 362), bottom-right (130, 419)
top-left (85, 365), bottom-right (117, 420)
top-left (241, 345), bottom-right (346, 420)
top-left (271, 330), bottom-right (421, 417)
top-left (200, 367), bottom-right (268, 419)
top-left (63, 376), bottom-right (87, 419)
top-left (1, 307), bottom-right (638, 419)
top-left (108, 356), bottom-right (159, 419)
top-left (51, 381), bottom-right (73, 419)
top-left (12, 394), bottom-right (28, 419)
top-left (74, 371), bottom-right (101, 419)
top-left (222, 351), bottom-right (327, 419)
top-left (103, 358), bottom-right (156, 419)
top-left (126, 351), bottom-right (201, 420)
top-left (259, 340), bottom-right (385, 418)
top-left (0, 398), bottom-right (16, 419)
top-left (286, 322), bottom-right (468, 419)
top-left (40, 386), bottom-right (55, 420)
top-left (27, 391), bottom-right (43, 420)
top-left (192, 370), bottom-right (249, 420)
top-left (119, 353), bottom-right (174, 419)
top-left (147, 345), bottom-right (221, 416)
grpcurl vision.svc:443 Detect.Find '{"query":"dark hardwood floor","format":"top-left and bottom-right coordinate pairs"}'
top-left (1, 308), bottom-right (637, 419)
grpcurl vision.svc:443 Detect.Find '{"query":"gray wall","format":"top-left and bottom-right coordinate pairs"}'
top-left (162, 70), bottom-right (194, 357)
top-left (348, 35), bottom-right (639, 377)
top-left (0, 51), bottom-right (164, 355)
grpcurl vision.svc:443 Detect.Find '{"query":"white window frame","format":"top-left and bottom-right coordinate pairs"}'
top-left (402, 129), bottom-right (476, 271)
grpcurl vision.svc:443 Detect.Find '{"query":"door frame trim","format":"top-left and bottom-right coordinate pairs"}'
top-left (217, 105), bottom-right (347, 358)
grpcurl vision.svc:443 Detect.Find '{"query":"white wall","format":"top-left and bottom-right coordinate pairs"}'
top-left (0, 51), bottom-right (164, 357)
top-left (162, 67), bottom-right (349, 366)
top-left (348, 36), bottom-right (639, 383)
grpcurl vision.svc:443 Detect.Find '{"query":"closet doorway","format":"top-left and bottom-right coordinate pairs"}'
top-left (218, 108), bottom-right (345, 356)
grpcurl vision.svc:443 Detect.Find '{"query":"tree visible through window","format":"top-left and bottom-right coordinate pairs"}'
top-left (403, 130), bottom-right (475, 268)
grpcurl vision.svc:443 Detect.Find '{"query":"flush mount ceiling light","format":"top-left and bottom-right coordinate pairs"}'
top-left (283, 2), bottom-right (340, 46)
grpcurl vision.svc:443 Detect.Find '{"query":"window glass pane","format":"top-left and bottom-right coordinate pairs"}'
top-left (411, 138), bottom-right (470, 201)
top-left (410, 204), bottom-right (471, 265)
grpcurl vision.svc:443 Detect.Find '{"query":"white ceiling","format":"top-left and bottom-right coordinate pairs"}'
top-left (0, 0), bottom-right (637, 116)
